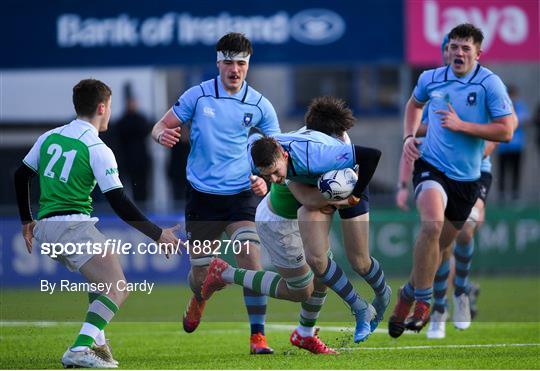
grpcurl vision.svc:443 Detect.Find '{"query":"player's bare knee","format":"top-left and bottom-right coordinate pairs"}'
top-left (350, 257), bottom-right (372, 276)
top-left (306, 255), bottom-right (327, 276)
top-left (284, 271), bottom-right (314, 301)
top-left (456, 230), bottom-right (473, 245)
top-left (419, 221), bottom-right (443, 238)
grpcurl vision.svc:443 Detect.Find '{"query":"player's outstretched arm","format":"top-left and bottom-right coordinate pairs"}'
top-left (152, 108), bottom-right (182, 148)
top-left (14, 164), bottom-right (37, 253)
top-left (350, 145), bottom-right (381, 200)
top-left (288, 181), bottom-right (328, 210)
top-left (157, 225), bottom-right (182, 258)
top-left (104, 189), bottom-right (181, 257)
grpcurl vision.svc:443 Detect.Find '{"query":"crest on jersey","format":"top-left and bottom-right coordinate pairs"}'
top-left (242, 113), bottom-right (253, 127)
top-left (467, 92), bottom-right (477, 106)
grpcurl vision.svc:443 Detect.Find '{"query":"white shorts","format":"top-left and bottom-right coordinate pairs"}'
top-left (255, 195), bottom-right (306, 269)
top-left (34, 214), bottom-right (106, 272)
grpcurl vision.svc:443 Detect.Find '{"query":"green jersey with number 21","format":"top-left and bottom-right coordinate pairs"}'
top-left (23, 119), bottom-right (123, 219)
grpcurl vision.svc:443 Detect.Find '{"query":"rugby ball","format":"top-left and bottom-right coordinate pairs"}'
top-left (318, 168), bottom-right (358, 200)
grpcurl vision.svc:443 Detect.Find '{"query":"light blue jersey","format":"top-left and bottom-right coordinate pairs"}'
top-left (422, 102), bottom-right (492, 175)
top-left (499, 99), bottom-right (528, 153)
top-left (480, 155), bottom-right (492, 173)
top-left (414, 64), bottom-right (512, 181)
top-left (173, 76), bottom-right (280, 194)
top-left (250, 127), bottom-right (355, 185)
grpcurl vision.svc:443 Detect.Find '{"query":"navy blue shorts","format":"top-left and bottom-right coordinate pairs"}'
top-left (185, 183), bottom-right (260, 242)
top-left (413, 158), bottom-right (479, 229)
top-left (338, 186), bottom-right (370, 219)
top-left (477, 171), bottom-right (492, 203)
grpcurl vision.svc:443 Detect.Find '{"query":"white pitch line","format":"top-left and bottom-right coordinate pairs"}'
top-left (337, 343), bottom-right (540, 351)
top-left (0, 321), bottom-right (69, 327)
top-left (0, 321), bottom-right (402, 335)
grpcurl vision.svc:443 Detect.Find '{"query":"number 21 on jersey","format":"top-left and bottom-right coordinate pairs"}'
top-left (43, 143), bottom-right (77, 183)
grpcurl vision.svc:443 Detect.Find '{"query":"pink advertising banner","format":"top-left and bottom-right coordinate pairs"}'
top-left (407, 0), bottom-right (540, 65)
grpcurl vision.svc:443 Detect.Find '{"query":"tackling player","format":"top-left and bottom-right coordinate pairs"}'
top-left (247, 105), bottom-right (390, 343)
top-left (14, 79), bottom-right (179, 368)
top-left (203, 96), bottom-right (373, 353)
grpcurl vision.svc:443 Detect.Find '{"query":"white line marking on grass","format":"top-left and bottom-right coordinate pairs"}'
top-left (337, 343), bottom-right (540, 351)
top-left (0, 321), bottom-right (70, 327)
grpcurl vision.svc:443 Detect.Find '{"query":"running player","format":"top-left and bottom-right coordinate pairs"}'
top-left (14, 79), bottom-right (179, 368)
top-left (388, 23), bottom-right (515, 337)
top-left (151, 32), bottom-right (280, 354)
top-left (397, 113), bottom-right (497, 337)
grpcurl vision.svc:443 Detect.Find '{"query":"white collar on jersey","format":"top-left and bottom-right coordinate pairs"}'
top-left (73, 118), bottom-right (99, 136)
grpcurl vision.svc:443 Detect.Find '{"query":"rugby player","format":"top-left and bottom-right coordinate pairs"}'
top-left (151, 32), bottom-right (280, 354)
top-left (14, 79), bottom-right (179, 368)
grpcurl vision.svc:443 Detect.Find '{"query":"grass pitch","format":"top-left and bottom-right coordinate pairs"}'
top-left (1, 276), bottom-right (539, 369)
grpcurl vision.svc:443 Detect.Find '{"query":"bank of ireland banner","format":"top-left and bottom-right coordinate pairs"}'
top-left (406, 0), bottom-right (540, 65)
top-left (1, 1), bottom-right (403, 68)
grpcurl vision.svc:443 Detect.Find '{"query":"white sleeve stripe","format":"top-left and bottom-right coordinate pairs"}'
top-left (22, 159), bottom-right (38, 172)
top-left (78, 129), bottom-right (91, 140)
top-left (101, 185), bottom-right (123, 193)
top-left (171, 107), bottom-right (182, 122)
top-left (87, 142), bottom-right (105, 148)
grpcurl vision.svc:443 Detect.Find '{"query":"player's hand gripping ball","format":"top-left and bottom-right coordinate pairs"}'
top-left (318, 168), bottom-right (358, 200)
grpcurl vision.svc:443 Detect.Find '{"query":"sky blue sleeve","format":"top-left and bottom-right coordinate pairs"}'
top-left (256, 96), bottom-right (281, 135)
top-left (307, 142), bottom-right (355, 175)
top-left (413, 70), bottom-right (430, 103)
top-left (171, 86), bottom-right (202, 123)
top-left (484, 75), bottom-right (514, 119)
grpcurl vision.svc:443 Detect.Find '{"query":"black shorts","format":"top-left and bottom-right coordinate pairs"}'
top-left (477, 171), bottom-right (492, 203)
top-left (338, 186), bottom-right (370, 219)
top-left (185, 183), bottom-right (261, 242)
top-left (412, 158), bottom-right (479, 229)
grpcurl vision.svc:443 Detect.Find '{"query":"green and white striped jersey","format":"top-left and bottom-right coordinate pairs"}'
top-left (23, 119), bottom-right (123, 219)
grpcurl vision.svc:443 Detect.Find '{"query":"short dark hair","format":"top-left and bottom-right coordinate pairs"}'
top-left (305, 96), bottom-right (355, 137)
top-left (216, 32), bottom-right (253, 55)
top-left (448, 23), bottom-right (484, 46)
top-left (251, 137), bottom-right (281, 169)
top-left (73, 79), bottom-right (112, 117)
